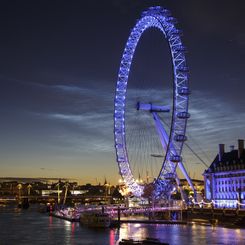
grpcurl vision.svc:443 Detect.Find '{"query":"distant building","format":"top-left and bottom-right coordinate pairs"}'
top-left (179, 178), bottom-right (204, 195)
top-left (203, 139), bottom-right (245, 208)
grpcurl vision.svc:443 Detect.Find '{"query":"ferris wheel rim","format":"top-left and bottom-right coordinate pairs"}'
top-left (114, 6), bottom-right (189, 197)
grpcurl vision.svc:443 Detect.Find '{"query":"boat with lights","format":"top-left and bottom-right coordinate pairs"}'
top-left (52, 207), bottom-right (79, 222)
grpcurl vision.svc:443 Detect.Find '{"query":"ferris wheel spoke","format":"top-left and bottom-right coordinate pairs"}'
top-left (152, 112), bottom-right (197, 196)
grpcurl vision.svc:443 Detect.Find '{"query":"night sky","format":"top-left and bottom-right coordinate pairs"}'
top-left (0, 0), bottom-right (245, 184)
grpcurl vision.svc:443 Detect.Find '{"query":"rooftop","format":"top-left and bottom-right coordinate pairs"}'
top-left (205, 149), bottom-right (245, 173)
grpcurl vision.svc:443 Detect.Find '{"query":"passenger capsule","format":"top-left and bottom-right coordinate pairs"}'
top-left (164, 173), bottom-right (176, 180)
top-left (177, 112), bottom-right (191, 119)
top-left (166, 17), bottom-right (178, 24)
top-left (174, 134), bottom-right (187, 142)
top-left (177, 66), bottom-right (189, 73)
top-left (173, 45), bottom-right (187, 53)
top-left (178, 87), bottom-right (191, 96)
top-left (169, 155), bottom-right (182, 162)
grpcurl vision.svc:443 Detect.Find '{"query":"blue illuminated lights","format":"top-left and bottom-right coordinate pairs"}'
top-left (192, 199), bottom-right (245, 209)
top-left (203, 140), bottom-right (245, 209)
top-left (114, 6), bottom-right (191, 198)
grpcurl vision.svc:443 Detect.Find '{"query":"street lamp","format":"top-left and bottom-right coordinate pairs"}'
top-left (56, 182), bottom-right (61, 205)
top-left (27, 184), bottom-right (32, 196)
top-left (17, 183), bottom-right (22, 200)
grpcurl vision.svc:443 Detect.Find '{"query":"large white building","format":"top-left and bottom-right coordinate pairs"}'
top-left (203, 139), bottom-right (245, 208)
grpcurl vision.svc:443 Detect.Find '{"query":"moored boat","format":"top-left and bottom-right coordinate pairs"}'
top-left (119, 238), bottom-right (169, 245)
top-left (80, 211), bottom-right (111, 228)
top-left (52, 207), bottom-right (79, 221)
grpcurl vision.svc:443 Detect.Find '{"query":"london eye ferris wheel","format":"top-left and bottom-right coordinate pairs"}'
top-left (114, 6), bottom-right (196, 199)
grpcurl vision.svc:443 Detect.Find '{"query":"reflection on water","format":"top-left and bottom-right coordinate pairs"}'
top-left (0, 206), bottom-right (244, 245)
top-left (109, 229), bottom-right (115, 245)
top-left (117, 223), bottom-right (245, 245)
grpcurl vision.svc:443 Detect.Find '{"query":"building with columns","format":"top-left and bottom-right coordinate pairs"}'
top-left (203, 139), bottom-right (245, 208)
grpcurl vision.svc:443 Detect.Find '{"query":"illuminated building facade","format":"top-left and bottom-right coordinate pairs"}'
top-left (203, 139), bottom-right (245, 208)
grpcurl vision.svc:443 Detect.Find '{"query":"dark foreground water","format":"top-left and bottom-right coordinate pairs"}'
top-left (0, 206), bottom-right (244, 245)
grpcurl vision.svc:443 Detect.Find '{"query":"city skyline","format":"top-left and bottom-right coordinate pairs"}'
top-left (1, 0), bottom-right (245, 184)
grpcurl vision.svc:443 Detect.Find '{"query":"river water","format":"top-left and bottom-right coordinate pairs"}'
top-left (0, 206), bottom-right (244, 245)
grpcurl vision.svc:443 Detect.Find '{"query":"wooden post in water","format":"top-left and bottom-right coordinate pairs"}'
top-left (117, 206), bottom-right (121, 225)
